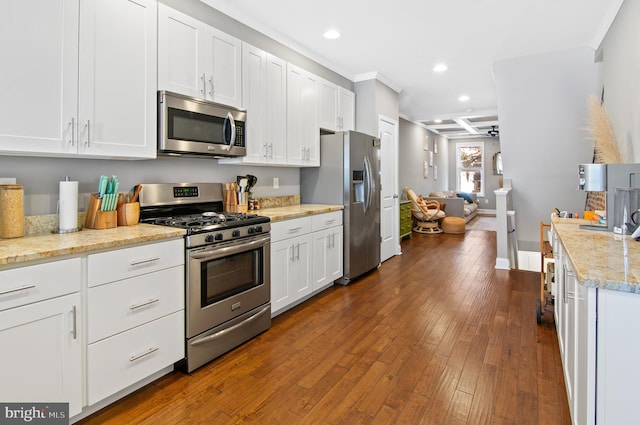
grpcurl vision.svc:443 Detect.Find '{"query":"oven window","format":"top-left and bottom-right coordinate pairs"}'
top-left (200, 248), bottom-right (263, 306)
top-left (168, 108), bottom-right (225, 144)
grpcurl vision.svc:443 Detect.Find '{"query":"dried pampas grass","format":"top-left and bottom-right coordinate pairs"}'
top-left (587, 94), bottom-right (621, 164)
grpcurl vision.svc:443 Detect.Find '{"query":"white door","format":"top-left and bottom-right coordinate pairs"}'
top-left (379, 115), bottom-right (399, 261)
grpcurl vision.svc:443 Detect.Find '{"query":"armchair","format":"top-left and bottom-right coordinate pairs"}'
top-left (404, 188), bottom-right (446, 234)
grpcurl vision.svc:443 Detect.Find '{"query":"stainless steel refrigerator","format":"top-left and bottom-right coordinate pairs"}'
top-left (300, 130), bottom-right (381, 284)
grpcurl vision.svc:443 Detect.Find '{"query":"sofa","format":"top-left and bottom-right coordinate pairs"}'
top-left (424, 191), bottom-right (479, 224)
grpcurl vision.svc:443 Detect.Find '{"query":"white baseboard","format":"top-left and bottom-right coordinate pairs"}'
top-left (478, 209), bottom-right (496, 215)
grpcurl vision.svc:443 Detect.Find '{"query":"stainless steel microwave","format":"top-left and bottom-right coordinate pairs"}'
top-left (158, 91), bottom-right (246, 158)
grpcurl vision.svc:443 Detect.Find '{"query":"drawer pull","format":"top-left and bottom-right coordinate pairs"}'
top-left (130, 257), bottom-right (160, 266)
top-left (0, 284), bottom-right (36, 296)
top-left (129, 298), bottom-right (159, 310)
top-left (287, 226), bottom-right (302, 233)
top-left (71, 306), bottom-right (77, 340)
top-left (129, 346), bottom-right (159, 362)
top-left (324, 219), bottom-right (335, 224)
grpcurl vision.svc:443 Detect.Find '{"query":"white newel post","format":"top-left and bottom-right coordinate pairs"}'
top-left (495, 187), bottom-right (512, 269)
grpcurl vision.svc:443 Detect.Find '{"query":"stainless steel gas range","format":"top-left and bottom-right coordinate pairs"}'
top-left (139, 183), bottom-right (271, 373)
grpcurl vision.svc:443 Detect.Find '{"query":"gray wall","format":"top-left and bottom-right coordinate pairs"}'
top-left (398, 118), bottom-right (449, 198)
top-left (354, 79), bottom-right (400, 138)
top-left (600, 0), bottom-right (640, 162)
top-left (493, 47), bottom-right (601, 250)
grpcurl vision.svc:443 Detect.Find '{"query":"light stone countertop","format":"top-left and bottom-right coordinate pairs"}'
top-left (257, 204), bottom-right (343, 222)
top-left (0, 224), bottom-right (185, 267)
top-left (553, 218), bottom-right (640, 293)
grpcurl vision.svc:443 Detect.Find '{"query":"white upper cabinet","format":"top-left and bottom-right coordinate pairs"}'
top-left (158, 4), bottom-right (242, 108)
top-left (78, 0), bottom-right (157, 159)
top-left (0, 0), bottom-right (79, 155)
top-left (287, 63), bottom-right (319, 167)
top-left (338, 87), bottom-right (356, 131)
top-left (220, 42), bottom-right (286, 166)
top-left (0, 0), bottom-right (157, 159)
top-left (318, 79), bottom-right (355, 132)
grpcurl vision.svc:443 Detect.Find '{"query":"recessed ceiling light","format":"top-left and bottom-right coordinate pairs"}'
top-left (323, 29), bottom-right (341, 40)
top-left (459, 95), bottom-right (470, 102)
top-left (433, 64), bottom-right (448, 72)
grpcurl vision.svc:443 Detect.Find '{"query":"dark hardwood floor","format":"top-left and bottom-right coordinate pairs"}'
top-left (78, 229), bottom-right (570, 425)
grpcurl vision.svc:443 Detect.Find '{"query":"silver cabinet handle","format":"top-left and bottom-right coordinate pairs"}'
top-left (83, 120), bottom-right (91, 147)
top-left (71, 305), bottom-right (77, 340)
top-left (129, 298), bottom-right (159, 310)
top-left (296, 243), bottom-right (300, 261)
top-left (263, 143), bottom-right (268, 158)
top-left (325, 219), bottom-right (335, 225)
top-left (68, 117), bottom-right (75, 146)
top-left (289, 245), bottom-right (294, 262)
top-left (129, 347), bottom-right (159, 362)
top-left (130, 257), bottom-right (160, 266)
top-left (0, 284), bottom-right (36, 296)
top-left (208, 75), bottom-right (214, 97)
top-left (287, 227), bottom-right (302, 233)
top-left (268, 143), bottom-right (273, 159)
top-left (200, 73), bottom-right (206, 94)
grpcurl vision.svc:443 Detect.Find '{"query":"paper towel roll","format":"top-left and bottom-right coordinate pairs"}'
top-left (59, 180), bottom-right (78, 231)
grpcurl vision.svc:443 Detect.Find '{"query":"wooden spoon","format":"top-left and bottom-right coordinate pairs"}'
top-left (130, 184), bottom-right (142, 203)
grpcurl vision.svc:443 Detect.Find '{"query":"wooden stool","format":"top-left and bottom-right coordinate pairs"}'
top-left (442, 217), bottom-right (466, 234)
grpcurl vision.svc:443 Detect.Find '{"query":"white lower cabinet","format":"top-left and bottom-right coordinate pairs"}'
top-left (553, 226), bottom-right (640, 425)
top-left (311, 211), bottom-right (343, 291)
top-left (86, 240), bottom-right (185, 406)
top-left (0, 258), bottom-right (82, 416)
top-left (271, 212), bottom-right (343, 316)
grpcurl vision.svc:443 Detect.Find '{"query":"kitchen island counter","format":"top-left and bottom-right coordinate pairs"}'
top-left (258, 204), bottom-right (343, 222)
top-left (553, 218), bottom-right (640, 293)
top-left (0, 224), bottom-right (185, 266)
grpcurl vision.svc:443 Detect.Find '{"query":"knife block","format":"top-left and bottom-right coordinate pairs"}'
top-left (85, 193), bottom-right (117, 229)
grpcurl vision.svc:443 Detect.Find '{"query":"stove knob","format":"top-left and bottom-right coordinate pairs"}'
top-left (215, 233), bottom-right (223, 240)
top-left (205, 234), bottom-right (214, 243)
top-left (247, 227), bottom-right (255, 234)
top-left (255, 226), bottom-right (263, 233)
top-left (232, 230), bottom-right (241, 237)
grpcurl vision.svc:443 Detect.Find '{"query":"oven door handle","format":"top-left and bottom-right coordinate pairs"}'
top-left (189, 304), bottom-right (271, 347)
top-left (189, 235), bottom-right (270, 260)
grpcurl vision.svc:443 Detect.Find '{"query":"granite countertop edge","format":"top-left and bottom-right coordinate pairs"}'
top-left (258, 204), bottom-right (344, 222)
top-left (553, 218), bottom-right (640, 294)
top-left (0, 224), bottom-right (186, 267)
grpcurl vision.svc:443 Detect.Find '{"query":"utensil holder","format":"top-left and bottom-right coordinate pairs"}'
top-left (85, 193), bottom-right (117, 229)
top-left (117, 202), bottom-right (140, 226)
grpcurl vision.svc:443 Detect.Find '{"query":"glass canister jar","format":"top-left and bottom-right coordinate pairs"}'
top-left (0, 184), bottom-right (25, 238)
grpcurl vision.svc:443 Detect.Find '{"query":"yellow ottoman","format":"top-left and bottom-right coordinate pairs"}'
top-left (442, 217), bottom-right (466, 234)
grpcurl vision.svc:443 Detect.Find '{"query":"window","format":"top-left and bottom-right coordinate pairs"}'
top-left (456, 142), bottom-right (484, 196)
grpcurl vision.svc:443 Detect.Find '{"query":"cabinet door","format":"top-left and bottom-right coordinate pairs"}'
top-left (563, 262), bottom-right (577, 420)
top-left (575, 283), bottom-right (596, 425)
top-left (0, 0), bottom-right (79, 155)
top-left (287, 64), bottom-right (318, 166)
top-left (290, 234), bottom-right (312, 300)
top-left (205, 27), bottom-right (242, 107)
top-left (271, 239), bottom-right (293, 314)
top-left (265, 54), bottom-right (287, 164)
top-left (312, 226), bottom-right (343, 291)
top-left (241, 43), bottom-right (268, 163)
top-left (0, 293), bottom-right (82, 416)
top-left (78, 0), bottom-right (157, 159)
top-left (158, 4), bottom-right (206, 98)
top-left (338, 87), bottom-right (356, 131)
top-left (318, 79), bottom-right (338, 132)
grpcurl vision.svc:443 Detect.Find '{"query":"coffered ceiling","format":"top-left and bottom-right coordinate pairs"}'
top-left (202, 0), bottom-right (623, 139)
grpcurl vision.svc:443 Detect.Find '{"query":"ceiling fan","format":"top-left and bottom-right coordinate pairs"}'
top-left (486, 126), bottom-right (499, 137)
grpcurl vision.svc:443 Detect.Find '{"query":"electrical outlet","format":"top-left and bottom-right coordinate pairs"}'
top-left (273, 177), bottom-right (279, 189)
top-left (485, 199), bottom-right (489, 204)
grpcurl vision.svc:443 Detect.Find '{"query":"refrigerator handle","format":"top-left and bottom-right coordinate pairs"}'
top-left (364, 155), bottom-right (373, 214)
